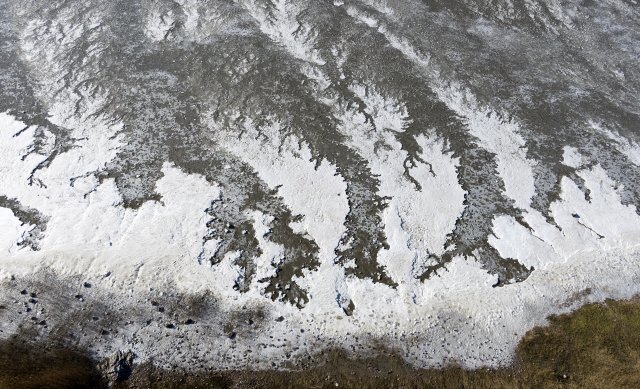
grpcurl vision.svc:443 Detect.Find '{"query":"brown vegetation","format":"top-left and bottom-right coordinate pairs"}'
top-left (0, 341), bottom-right (101, 389)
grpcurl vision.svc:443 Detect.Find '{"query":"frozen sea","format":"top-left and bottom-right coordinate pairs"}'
top-left (0, 0), bottom-right (639, 370)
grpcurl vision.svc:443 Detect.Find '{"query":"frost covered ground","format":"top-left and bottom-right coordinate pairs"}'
top-left (0, 0), bottom-right (639, 371)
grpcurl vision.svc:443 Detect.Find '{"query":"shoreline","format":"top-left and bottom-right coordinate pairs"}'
top-left (2, 296), bottom-right (639, 388)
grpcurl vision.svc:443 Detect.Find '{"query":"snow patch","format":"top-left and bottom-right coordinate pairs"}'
top-left (0, 208), bottom-right (32, 255)
top-left (243, 0), bottom-right (325, 65)
top-left (592, 122), bottom-right (640, 166)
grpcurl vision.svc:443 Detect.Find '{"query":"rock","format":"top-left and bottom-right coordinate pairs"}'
top-left (99, 350), bottom-right (135, 387)
top-left (342, 300), bottom-right (355, 317)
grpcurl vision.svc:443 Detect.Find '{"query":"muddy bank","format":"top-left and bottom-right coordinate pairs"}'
top-left (2, 297), bottom-right (639, 388)
top-left (0, 339), bottom-right (101, 389)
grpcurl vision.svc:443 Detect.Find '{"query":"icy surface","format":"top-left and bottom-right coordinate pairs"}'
top-left (0, 0), bottom-right (640, 370)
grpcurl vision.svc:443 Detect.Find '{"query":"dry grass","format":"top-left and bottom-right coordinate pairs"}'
top-left (2, 297), bottom-right (640, 388)
top-left (515, 297), bottom-right (640, 388)
top-left (0, 340), bottom-right (101, 389)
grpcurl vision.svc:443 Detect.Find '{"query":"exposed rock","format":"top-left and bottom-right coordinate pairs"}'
top-left (99, 350), bottom-right (135, 386)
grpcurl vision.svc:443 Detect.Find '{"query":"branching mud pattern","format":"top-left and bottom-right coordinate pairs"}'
top-left (0, 0), bottom-right (639, 370)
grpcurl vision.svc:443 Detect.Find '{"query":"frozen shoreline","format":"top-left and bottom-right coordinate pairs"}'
top-left (2, 108), bottom-right (640, 369)
top-left (1, 0), bottom-right (640, 372)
